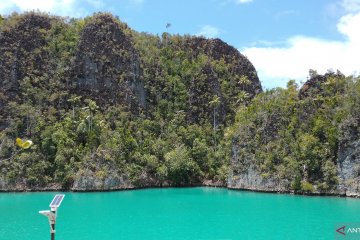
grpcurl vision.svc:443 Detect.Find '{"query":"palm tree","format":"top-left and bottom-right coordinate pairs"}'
top-left (82, 100), bottom-right (98, 132)
top-left (238, 75), bottom-right (251, 91)
top-left (67, 95), bottom-right (81, 118)
top-left (209, 95), bottom-right (220, 131)
top-left (236, 90), bottom-right (250, 104)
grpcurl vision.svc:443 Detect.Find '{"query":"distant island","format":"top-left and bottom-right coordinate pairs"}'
top-left (0, 12), bottom-right (359, 197)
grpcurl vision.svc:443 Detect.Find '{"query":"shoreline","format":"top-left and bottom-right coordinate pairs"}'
top-left (0, 184), bottom-right (356, 198)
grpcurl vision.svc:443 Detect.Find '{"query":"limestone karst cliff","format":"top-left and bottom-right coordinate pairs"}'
top-left (228, 72), bottom-right (360, 197)
top-left (0, 12), bottom-right (261, 190)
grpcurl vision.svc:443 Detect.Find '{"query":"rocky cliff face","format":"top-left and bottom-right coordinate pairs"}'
top-left (299, 71), bottom-right (359, 196)
top-left (0, 13), bottom-right (53, 95)
top-left (299, 71), bottom-right (345, 99)
top-left (227, 132), bottom-right (290, 193)
top-left (228, 72), bottom-right (360, 197)
top-left (185, 37), bottom-right (261, 96)
top-left (0, 13), bottom-right (54, 130)
top-left (337, 117), bottom-right (360, 197)
top-left (72, 14), bottom-right (144, 109)
top-left (0, 12), bottom-right (263, 192)
top-left (2, 13), bottom-right (359, 196)
top-left (183, 37), bottom-right (262, 125)
top-left (227, 165), bottom-right (289, 192)
top-left (72, 169), bottom-right (133, 191)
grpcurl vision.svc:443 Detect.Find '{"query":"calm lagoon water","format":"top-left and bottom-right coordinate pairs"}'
top-left (1, 187), bottom-right (360, 240)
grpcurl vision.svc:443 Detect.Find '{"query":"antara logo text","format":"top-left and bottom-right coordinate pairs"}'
top-left (335, 224), bottom-right (360, 239)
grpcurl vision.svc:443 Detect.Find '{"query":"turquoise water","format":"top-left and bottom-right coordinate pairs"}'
top-left (1, 187), bottom-right (360, 240)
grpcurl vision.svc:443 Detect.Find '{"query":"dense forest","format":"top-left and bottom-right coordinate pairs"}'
top-left (0, 12), bottom-right (261, 190)
top-left (0, 12), bottom-right (359, 196)
top-left (228, 71), bottom-right (360, 196)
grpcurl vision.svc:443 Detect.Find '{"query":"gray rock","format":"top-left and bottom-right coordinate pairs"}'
top-left (337, 117), bottom-right (360, 196)
top-left (72, 169), bottom-right (133, 191)
top-left (227, 165), bottom-right (288, 192)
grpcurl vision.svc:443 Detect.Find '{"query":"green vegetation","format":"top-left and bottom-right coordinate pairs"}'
top-left (1, 12), bottom-right (359, 194)
top-left (229, 72), bottom-right (360, 193)
top-left (0, 12), bottom-right (260, 189)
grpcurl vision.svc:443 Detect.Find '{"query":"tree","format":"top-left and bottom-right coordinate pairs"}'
top-left (164, 145), bottom-right (200, 185)
top-left (83, 99), bottom-right (98, 132)
top-left (238, 75), bottom-right (251, 91)
top-left (236, 90), bottom-right (250, 104)
top-left (209, 95), bottom-right (220, 132)
top-left (67, 95), bottom-right (81, 118)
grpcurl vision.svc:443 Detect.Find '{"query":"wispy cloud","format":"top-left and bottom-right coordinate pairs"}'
top-left (241, 0), bottom-right (360, 89)
top-left (196, 25), bottom-right (220, 38)
top-left (325, 0), bottom-right (360, 18)
top-left (235, 0), bottom-right (253, 4)
top-left (341, 0), bottom-right (360, 12)
top-left (248, 40), bottom-right (286, 48)
top-left (87, 0), bottom-right (104, 8)
top-left (218, 0), bottom-right (254, 6)
top-left (0, 0), bottom-right (103, 17)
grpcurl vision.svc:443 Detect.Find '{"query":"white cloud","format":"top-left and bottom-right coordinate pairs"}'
top-left (242, 3), bottom-right (360, 89)
top-left (0, 0), bottom-right (72, 14)
top-left (196, 25), bottom-right (220, 38)
top-left (0, 1), bottom-right (14, 12)
top-left (0, 0), bottom-right (102, 17)
top-left (236, 0), bottom-right (253, 4)
top-left (341, 0), bottom-right (360, 12)
top-left (218, 0), bottom-right (254, 6)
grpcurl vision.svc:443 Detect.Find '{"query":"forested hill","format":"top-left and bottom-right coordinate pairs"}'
top-left (228, 71), bottom-right (360, 197)
top-left (1, 12), bottom-right (359, 197)
top-left (0, 12), bottom-right (261, 190)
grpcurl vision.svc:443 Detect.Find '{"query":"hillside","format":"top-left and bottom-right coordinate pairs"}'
top-left (0, 12), bottom-right (261, 190)
top-left (1, 12), bottom-right (359, 197)
top-left (228, 71), bottom-right (360, 197)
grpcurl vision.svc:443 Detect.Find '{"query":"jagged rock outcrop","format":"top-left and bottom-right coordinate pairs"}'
top-left (229, 72), bottom-right (360, 197)
top-left (227, 165), bottom-right (289, 192)
top-left (299, 70), bottom-right (345, 99)
top-left (72, 169), bottom-right (133, 191)
top-left (0, 13), bottom-right (53, 96)
top-left (0, 12), bottom-right (263, 192)
top-left (299, 71), bottom-right (359, 196)
top-left (0, 13), bottom-right (57, 131)
top-left (185, 37), bottom-right (261, 96)
top-left (0, 178), bottom-right (11, 190)
top-left (227, 135), bottom-right (289, 192)
top-left (72, 13), bottom-right (144, 108)
top-left (184, 37), bottom-right (262, 125)
top-left (337, 117), bottom-right (360, 197)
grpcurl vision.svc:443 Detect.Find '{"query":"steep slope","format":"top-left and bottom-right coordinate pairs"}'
top-left (0, 12), bottom-right (261, 191)
top-left (228, 72), bottom-right (360, 196)
top-left (0, 13), bottom-right (53, 95)
top-left (71, 14), bottom-right (144, 109)
top-left (0, 13), bottom-right (55, 132)
top-left (183, 37), bottom-right (261, 125)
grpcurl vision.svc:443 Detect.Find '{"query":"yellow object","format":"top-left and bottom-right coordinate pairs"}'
top-left (16, 138), bottom-right (23, 147)
top-left (22, 140), bottom-right (33, 149)
top-left (16, 138), bottom-right (33, 149)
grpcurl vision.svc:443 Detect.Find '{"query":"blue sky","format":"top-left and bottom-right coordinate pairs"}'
top-left (0, 0), bottom-right (359, 89)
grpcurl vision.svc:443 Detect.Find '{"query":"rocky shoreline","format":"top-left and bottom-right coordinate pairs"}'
top-left (1, 179), bottom-right (358, 198)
